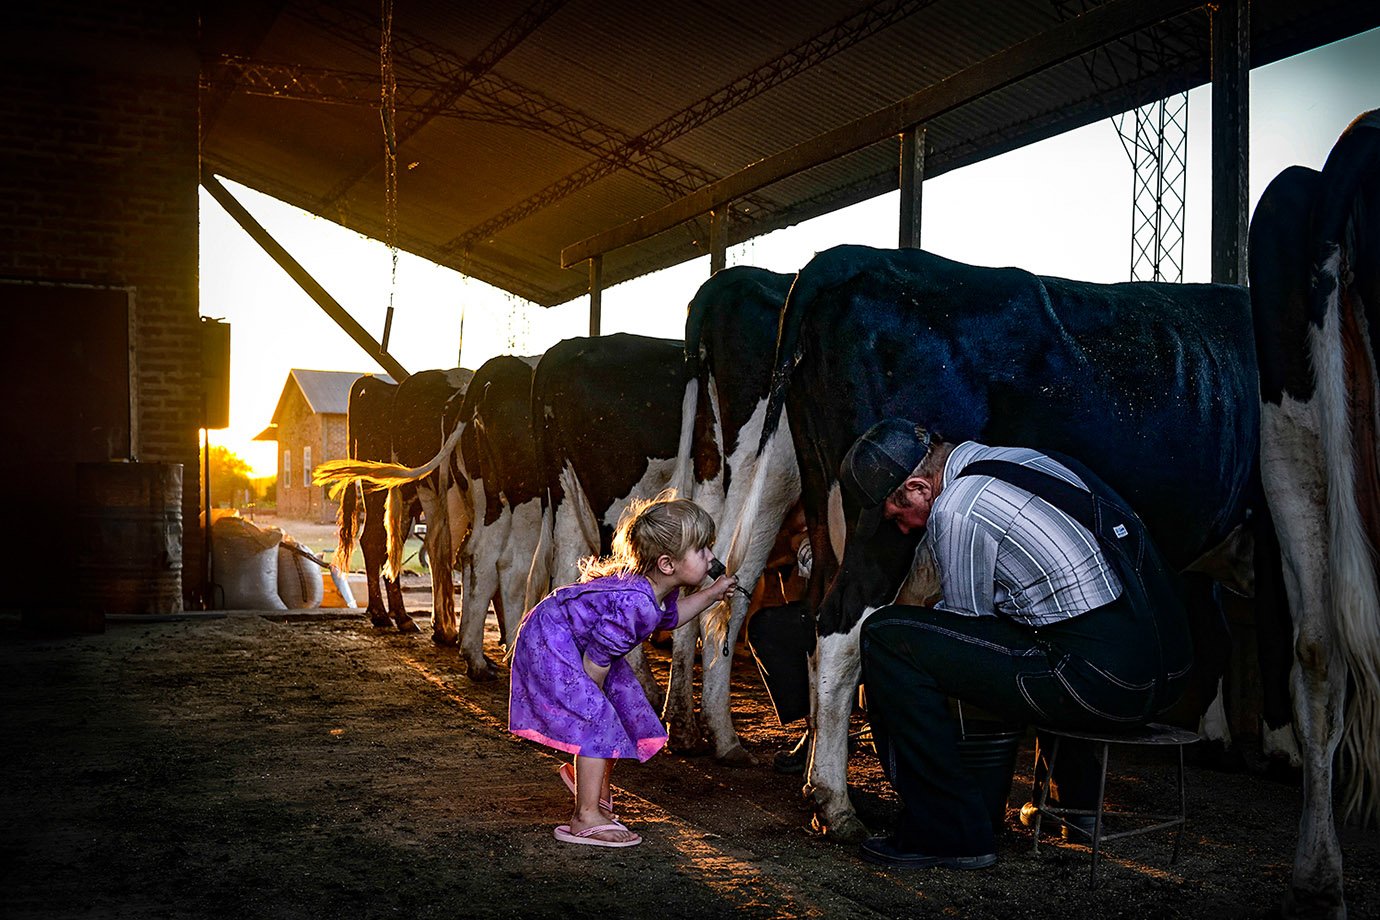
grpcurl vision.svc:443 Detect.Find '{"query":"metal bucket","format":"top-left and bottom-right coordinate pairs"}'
top-left (957, 719), bottom-right (1023, 830)
top-left (77, 462), bottom-right (183, 616)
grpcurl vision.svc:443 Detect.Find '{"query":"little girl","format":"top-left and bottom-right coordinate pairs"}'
top-left (508, 494), bottom-right (738, 848)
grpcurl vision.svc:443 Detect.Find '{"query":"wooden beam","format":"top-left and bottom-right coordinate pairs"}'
top-left (1211, 0), bottom-right (1250, 284)
top-left (562, 0), bottom-right (1205, 269)
top-left (200, 171), bottom-right (411, 382)
top-left (588, 255), bottom-right (603, 336)
top-left (899, 126), bottom-right (925, 248)
top-left (709, 208), bottom-right (727, 275)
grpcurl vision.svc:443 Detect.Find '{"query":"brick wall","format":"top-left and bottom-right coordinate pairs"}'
top-left (274, 382), bottom-right (347, 524)
top-left (2, 4), bottom-right (203, 612)
top-left (277, 390), bottom-right (313, 522)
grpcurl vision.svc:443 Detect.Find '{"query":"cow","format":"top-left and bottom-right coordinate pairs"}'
top-left (315, 356), bottom-right (539, 679)
top-left (665, 267), bottom-right (801, 763)
top-left (446, 354), bottom-right (544, 680)
top-left (317, 367), bottom-right (473, 647)
top-left (334, 373), bottom-right (419, 632)
top-left (1248, 109), bottom-right (1380, 919)
top-left (722, 244), bottom-right (1259, 847)
top-left (525, 333), bottom-right (688, 703)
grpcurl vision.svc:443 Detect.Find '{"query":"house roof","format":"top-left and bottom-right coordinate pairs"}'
top-left (198, 1), bottom-right (1380, 307)
top-left (267, 369), bottom-right (396, 429)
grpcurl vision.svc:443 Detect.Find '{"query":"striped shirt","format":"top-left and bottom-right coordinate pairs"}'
top-left (927, 442), bottom-right (1122, 626)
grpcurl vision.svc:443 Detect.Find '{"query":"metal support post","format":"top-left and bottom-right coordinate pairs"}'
top-left (899, 126), bottom-right (925, 248)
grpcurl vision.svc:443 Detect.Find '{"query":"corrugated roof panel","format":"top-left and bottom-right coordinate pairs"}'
top-left (199, 0), bottom-right (1380, 305)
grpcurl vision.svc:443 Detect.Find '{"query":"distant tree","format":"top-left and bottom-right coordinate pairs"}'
top-left (253, 475), bottom-right (277, 506)
top-left (203, 444), bottom-right (256, 508)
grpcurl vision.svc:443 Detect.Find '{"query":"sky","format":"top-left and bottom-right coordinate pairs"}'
top-left (199, 27), bottom-right (1380, 479)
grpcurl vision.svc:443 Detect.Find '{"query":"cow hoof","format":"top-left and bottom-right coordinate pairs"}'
top-left (466, 657), bottom-right (499, 682)
top-left (667, 729), bottom-right (710, 755)
top-left (773, 733), bottom-right (811, 774)
top-left (394, 617), bottom-right (420, 635)
top-left (811, 810), bottom-right (869, 843)
top-left (715, 744), bottom-right (759, 768)
top-left (369, 612), bottom-right (392, 628)
top-left (430, 631), bottom-right (458, 647)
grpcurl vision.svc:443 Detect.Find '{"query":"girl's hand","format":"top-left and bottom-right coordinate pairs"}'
top-left (708, 574), bottom-right (739, 602)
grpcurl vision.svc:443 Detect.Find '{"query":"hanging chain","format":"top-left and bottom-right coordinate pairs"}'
top-left (380, 0), bottom-right (399, 354)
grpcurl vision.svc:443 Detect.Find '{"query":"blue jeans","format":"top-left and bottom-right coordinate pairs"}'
top-left (860, 595), bottom-right (1180, 856)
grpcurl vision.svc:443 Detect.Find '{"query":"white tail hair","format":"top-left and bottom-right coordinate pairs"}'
top-left (1313, 243), bottom-right (1380, 824)
top-left (670, 378), bottom-right (699, 501)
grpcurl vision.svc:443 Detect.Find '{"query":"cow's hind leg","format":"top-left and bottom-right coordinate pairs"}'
top-left (700, 595), bottom-right (756, 765)
top-left (664, 618), bottom-right (706, 753)
top-left (361, 489), bottom-right (395, 629)
top-left (1263, 407), bottom-right (1346, 919)
top-left (459, 557), bottom-right (500, 681)
top-left (804, 623), bottom-right (868, 842)
top-left (384, 574), bottom-right (416, 633)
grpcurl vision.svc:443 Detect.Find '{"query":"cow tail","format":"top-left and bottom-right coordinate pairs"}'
top-left (313, 420), bottom-right (466, 492)
top-left (335, 479), bottom-right (359, 571)
top-left (671, 378), bottom-right (699, 502)
top-left (384, 487), bottom-right (408, 581)
top-left (1314, 242), bottom-right (1380, 825)
top-left (524, 501), bottom-right (553, 612)
top-left (672, 288), bottom-right (713, 502)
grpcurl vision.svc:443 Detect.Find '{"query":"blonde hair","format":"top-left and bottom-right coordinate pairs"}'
top-left (579, 491), bottom-right (716, 580)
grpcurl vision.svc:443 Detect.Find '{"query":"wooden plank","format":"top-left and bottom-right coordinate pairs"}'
top-left (899, 126), bottom-right (925, 249)
top-left (562, 0), bottom-right (1205, 268)
top-left (709, 208), bottom-right (727, 275)
top-left (1211, 0), bottom-right (1250, 284)
top-left (588, 255), bottom-right (603, 336)
top-left (200, 171), bottom-right (411, 382)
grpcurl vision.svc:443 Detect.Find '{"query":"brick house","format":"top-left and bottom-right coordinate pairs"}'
top-left (259, 370), bottom-right (392, 523)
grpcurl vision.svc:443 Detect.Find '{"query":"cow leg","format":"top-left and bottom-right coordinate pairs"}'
top-left (459, 555), bottom-right (499, 681)
top-left (1283, 602), bottom-right (1347, 920)
top-left (699, 594), bottom-right (757, 765)
top-left (383, 574), bottom-right (412, 632)
top-left (1263, 404), bottom-right (1346, 919)
top-left (498, 500), bottom-right (543, 648)
top-left (663, 615), bottom-right (704, 753)
top-left (416, 485), bottom-right (457, 646)
top-left (804, 621), bottom-right (868, 842)
top-left (1254, 498), bottom-right (1305, 780)
top-left (361, 488), bottom-right (394, 628)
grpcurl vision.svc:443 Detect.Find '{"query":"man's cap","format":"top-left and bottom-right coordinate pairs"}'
top-left (839, 418), bottom-right (932, 510)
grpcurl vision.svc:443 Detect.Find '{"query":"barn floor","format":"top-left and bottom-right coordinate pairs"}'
top-left (2, 596), bottom-right (1377, 920)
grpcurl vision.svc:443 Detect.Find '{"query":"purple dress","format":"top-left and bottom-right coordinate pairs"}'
top-left (508, 573), bottom-right (679, 762)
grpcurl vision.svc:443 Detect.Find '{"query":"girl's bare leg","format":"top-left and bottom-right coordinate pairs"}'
top-left (571, 755), bottom-right (635, 842)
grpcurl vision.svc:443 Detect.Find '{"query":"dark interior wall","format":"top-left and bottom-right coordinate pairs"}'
top-left (1, 3), bottom-right (204, 614)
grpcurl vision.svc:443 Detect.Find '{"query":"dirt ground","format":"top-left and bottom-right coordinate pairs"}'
top-left (3, 565), bottom-right (1378, 919)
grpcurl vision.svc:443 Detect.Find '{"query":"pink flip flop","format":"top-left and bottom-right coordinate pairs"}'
top-left (553, 823), bottom-right (641, 848)
top-left (558, 762), bottom-right (616, 816)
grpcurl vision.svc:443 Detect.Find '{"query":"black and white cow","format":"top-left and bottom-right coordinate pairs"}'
top-left (525, 333), bottom-right (687, 702)
top-left (444, 353), bottom-right (544, 680)
top-left (316, 357), bottom-right (539, 679)
top-left (666, 267), bottom-right (800, 762)
top-left (335, 373), bottom-right (421, 632)
top-left (318, 367), bottom-right (472, 647)
top-left (724, 244), bottom-right (1259, 842)
top-left (1248, 109), bottom-right (1380, 919)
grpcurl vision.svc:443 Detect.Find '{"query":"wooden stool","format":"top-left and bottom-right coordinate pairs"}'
top-left (1028, 722), bottom-right (1199, 886)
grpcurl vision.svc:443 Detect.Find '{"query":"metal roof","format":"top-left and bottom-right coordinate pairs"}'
top-left (270, 369), bottom-right (395, 423)
top-left (200, 1), bottom-right (1380, 307)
